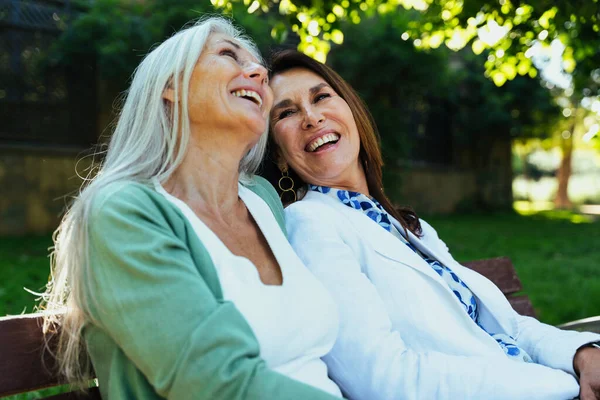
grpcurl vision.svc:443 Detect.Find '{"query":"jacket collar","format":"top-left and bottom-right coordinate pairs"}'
top-left (302, 190), bottom-right (517, 336)
top-left (303, 190), bottom-right (453, 289)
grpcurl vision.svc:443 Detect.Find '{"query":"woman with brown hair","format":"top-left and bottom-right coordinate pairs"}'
top-left (267, 49), bottom-right (600, 400)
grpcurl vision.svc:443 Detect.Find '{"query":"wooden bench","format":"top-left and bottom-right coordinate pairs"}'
top-left (462, 256), bottom-right (600, 333)
top-left (0, 313), bottom-right (100, 399)
top-left (0, 256), bottom-right (597, 399)
top-left (462, 256), bottom-right (536, 317)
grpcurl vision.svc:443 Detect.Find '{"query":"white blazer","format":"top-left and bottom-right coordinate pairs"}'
top-left (285, 190), bottom-right (600, 400)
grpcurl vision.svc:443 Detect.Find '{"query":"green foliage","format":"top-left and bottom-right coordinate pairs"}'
top-left (326, 13), bottom-right (558, 162)
top-left (51, 0), bottom-right (274, 83)
top-left (50, 0), bottom-right (575, 153)
top-left (218, 0), bottom-right (600, 93)
top-left (327, 13), bottom-right (451, 159)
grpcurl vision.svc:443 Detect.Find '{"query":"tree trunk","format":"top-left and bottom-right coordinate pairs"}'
top-left (555, 127), bottom-right (574, 209)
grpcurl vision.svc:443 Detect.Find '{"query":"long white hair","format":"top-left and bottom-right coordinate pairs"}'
top-left (40, 16), bottom-right (266, 384)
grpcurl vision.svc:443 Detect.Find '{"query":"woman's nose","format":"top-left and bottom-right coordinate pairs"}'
top-left (302, 108), bottom-right (325, 130)
top-left (245, 62), bottom-right (268, 85)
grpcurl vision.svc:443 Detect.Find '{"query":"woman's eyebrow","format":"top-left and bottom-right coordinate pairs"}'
top-left (271, 83), bottom-right (331, 113)
top-left (309, 83), bottom-right (330, 95)
top-left (221, 39), bottom-right (266, 68)
top-left (272, 99), bottom-right (293, 113)
top-left (223, 39), bottom-right (241, 49)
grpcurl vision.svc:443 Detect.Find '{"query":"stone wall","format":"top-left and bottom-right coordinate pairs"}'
top-left (0, 149), bottom-right (89, 235)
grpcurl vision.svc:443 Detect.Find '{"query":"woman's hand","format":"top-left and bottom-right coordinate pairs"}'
top-left (574, 346), bottom-right (600, 400)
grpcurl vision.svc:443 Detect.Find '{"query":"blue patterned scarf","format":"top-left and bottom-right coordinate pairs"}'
top-left (309, 184), bottom-right (533, 363)
top-left (309, 184), bottom-right (393, 231)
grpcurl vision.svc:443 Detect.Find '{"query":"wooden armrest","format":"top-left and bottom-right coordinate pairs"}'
top-left (558, 316), bottom-right (600, 333)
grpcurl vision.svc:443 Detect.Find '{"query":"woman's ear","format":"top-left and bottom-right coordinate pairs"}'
top-left (275, 151), bottom-right (288, 173)
top-left (163, 78), bottom-right (177, 103)
top-left (163, 87), bottom-right (175, 103)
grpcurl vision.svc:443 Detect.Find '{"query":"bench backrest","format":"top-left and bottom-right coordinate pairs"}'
top-left (0, 313), bottom-right (100, 399)
top-left (462, 256), bottom-right (536, 317)
top-left (0, 256), bottom-right (533, 398)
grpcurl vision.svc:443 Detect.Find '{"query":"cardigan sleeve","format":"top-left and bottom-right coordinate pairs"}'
top-left (285, 201), bottom-right (581, 400)
top-left (85, 183), bottom-right (339, 400)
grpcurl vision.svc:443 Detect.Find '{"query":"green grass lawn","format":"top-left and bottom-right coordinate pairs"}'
top-left (1, 210), bottom-right (598, 325)
top-left (0, 235), bottom-right (53, 317)
top-left (425, 210), bottom-right (600, 325)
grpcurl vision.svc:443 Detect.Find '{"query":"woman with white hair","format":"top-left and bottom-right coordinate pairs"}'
top-left (41, 18), bottom-right (342, 400)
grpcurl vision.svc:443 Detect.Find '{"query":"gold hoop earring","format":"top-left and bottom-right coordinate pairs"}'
top-left (278, 169), bottom-right (297, 203)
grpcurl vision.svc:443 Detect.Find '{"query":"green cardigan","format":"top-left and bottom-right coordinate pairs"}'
top-left (83, 176), bottom-right (339, 400)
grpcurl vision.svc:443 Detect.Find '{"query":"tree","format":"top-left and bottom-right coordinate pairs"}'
top-left (216, 1), bottom-right (600, 208)
top-left (217, 0), bottom-right (599, 92)
top-left (49, 0), bottom-right (277, 130)
top-left (52, 0), bottom-right (275, 82)
top-left (323, 12), bottom-right (559, 208)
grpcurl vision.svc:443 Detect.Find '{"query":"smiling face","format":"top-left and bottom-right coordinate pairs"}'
top-left (270, 68), bottom-right (367, 192)
top-left (180, 33), bottom-right (273, 147)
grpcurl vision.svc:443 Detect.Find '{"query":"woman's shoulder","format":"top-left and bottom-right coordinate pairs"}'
top-left (89, 180), bottom-right (167, 221)
top-left (285, 193), bottom-right (344, 229)
top-left (243, 175), bottom-right (279, 203)
top-left (242, 175), bottom-right (287, 233)
top-left (416, 218), bottom-right (440, 238)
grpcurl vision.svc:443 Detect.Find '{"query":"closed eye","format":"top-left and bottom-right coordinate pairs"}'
top-left (277, 109), bottom-right (295, 120)
top-left (314, 92), bottom-right (331, 103)
top-left (219, 48), bottom-right (239, 61)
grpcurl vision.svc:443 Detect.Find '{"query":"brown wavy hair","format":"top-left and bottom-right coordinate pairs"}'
top-left (268, 49), bottom-right (422, 237)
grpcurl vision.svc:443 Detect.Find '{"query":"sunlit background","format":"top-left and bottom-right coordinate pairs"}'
top-left (1, 0), bottom-right (598, 345)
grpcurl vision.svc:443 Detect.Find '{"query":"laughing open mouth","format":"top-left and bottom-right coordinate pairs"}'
top-left (232, 89), bottom-right (262, 108)
top-left (306, 133), bottom-right (340, 152)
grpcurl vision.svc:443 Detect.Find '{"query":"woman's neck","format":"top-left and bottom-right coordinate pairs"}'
top-left (162, 134), bottom-right (249, 218)
top-left (311, 160), bottom-right (370, 196)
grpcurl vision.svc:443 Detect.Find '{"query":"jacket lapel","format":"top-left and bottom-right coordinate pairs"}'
top-left (304, 191), bottom-right (452, 288)
top-left (402, 220), bottom-right (517, 335)
top-left (303, 191), bottom-right (516, 340)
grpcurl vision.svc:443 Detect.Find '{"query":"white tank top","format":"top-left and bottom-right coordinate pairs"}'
top-left (155, 181), bottom-right (342, 397)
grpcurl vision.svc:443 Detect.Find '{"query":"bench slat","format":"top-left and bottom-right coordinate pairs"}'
top-left (461, 257), bottom-right (536, 318)
top-left (558, 316), bottom-right (600, 333)
top-left (0, 314), bottom-right (100, 399)
top-left (0, 256), bottom-right (543, 398)
top-left (0, 314), bottom-right (62, 396)
top-left (508, 295), bottom-right (536, 318)
top-left (462, 256), bottom-right (523, 296)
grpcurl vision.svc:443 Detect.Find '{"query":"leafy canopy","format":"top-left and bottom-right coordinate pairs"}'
top-left (215, 0), bottom-right (600, 92)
